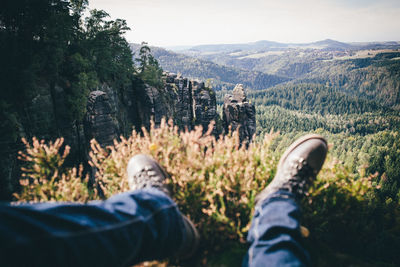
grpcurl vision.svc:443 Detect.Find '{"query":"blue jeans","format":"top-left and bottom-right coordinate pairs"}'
top-left (0, 189), bottom-right (309, 267)
top-left (243, 191), bottom-right (310, 267)
top-left (0, 189), bottom-right (187, 267)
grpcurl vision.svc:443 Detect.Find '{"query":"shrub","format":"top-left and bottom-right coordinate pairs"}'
top-left (303, 159), bottom-right (400, 266)
top-left (14, 137), bottom-right (98, 202)
top-left (89, 119), bottom-right (277, 250)
top-left (15, 120), bottom-right (400, 266)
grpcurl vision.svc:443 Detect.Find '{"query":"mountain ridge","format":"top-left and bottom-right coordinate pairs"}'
top-left (165, 39), bottom-right (400, 52)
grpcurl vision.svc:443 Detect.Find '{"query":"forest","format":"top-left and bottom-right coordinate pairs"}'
top-left (0, 0), bottom-right (133, 148)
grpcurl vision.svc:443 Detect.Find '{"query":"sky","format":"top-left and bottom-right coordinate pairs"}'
top-left (88, 0), bottom-right (400, 47)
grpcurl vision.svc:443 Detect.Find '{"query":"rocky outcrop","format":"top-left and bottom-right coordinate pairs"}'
top-left (143, 72), bottom-right (220, 133)
top-left (144, 83), bottom-right (175, 127)
top-left (0, 83), bottom-right (88, 200)
top-left (170, 74), bottom-right (193, 130)
top-left (83, 75), bottom-right (252, 144)
top-left (223, 84), bottom-right (256, 144)
top-left (0, 73), bottom-right (254, 200)
top-left (84, 91), bottom-right (118, 147)
top-left (192, 80), bottom-right (219, 134)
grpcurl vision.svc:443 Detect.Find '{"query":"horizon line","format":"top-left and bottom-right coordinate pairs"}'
top-left (128, 38), bottom-right (400, 48)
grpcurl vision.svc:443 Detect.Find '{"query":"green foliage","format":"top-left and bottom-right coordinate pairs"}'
top-left (366, 132), bottom-right (400, 201)
top-left (299, 54), bottom-right (400, 108)
top-left (302, 161), bottom-right (400, 266)
top-left (0, 0), bottom-right (137, 199)
top-left (0, 100), bottom-right (20, 144)
top-left (83, 9), bottom-right (134, 85)
top-left (0, 0), bottom-right (72, 105)
top-left (251, 104), bottom-right (400, 136)
top-left (135, 42), bottom-right (164, 88)
top-left (63, 53), bottom-right (98, 121)
top-left (245, 83), bottom-right (393, 116)
top-left (0, 0), bottom-right (135, 125)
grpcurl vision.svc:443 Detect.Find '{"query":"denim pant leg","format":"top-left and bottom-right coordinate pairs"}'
top-left (243, 191), bottom-right (310, 267)
top-left (0, 189), bottom-right (187, 267)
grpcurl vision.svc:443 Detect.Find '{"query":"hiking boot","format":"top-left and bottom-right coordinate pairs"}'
top-left (127, 154), bottom-right (199, 259)
top-left (255, 134), bottom-right (328, 204)
top-left (127, 154), bottom-right (171, 196)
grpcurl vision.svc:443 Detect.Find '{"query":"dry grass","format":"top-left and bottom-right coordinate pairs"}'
top-left (15, 119), bottom-right (390, 266)
top-left (14, 137), bottom-right (96, 202)
top-left (89, 119), bottom-right (277, 245)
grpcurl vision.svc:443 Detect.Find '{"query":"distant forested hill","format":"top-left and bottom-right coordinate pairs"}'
top-left (159, 41), bottom-right (400, 110)
top-left (294, 53), bottom-right (400, 108)
top-left (246, 83), bottom-right (393, 115)
top-left (130, 44), bottom-right (288, 90)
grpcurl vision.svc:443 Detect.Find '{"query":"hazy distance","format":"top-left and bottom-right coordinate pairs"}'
top-left (89, 0), bottom-right (400, 47)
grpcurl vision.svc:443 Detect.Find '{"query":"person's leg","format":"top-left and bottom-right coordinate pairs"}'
top-left (0, 189), bottom-right (184, 266)
top-left (244, 134), bottom-right (328, 267)
top-left (244, 191), bottom-right (309, 267)
top-left (0, 154), bottom-right (198, 267)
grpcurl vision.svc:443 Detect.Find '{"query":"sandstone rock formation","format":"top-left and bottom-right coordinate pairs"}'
top-left (143, 84), bottom-right (173, 127)
top-left (223, 84), bottom-right (256, 144)
top-left (84, 91), bottom-right (118, 147)
top-left (143, 72), bottom-right (220, 134)
top-left (192, 80), bottom-right (218, 134)
top-left (0, 73), bottom-right (254, 200)
top-left (171, 75), bottom-right (193, 130)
